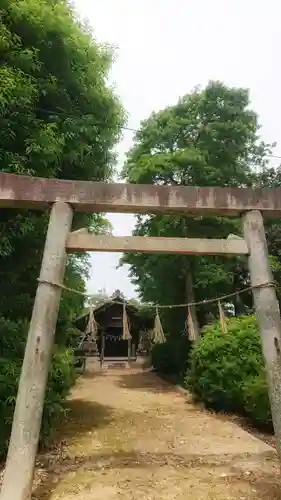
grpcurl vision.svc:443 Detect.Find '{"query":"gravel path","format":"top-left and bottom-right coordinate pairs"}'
top-left (31, 360), bottom-right (280, 500)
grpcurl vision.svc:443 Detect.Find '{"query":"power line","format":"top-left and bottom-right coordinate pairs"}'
top-left (35, 107), bottom-right (140, 132)
top-left (266, 154), bottom-right (281, 160)
top-left (2, 106), bottom-right (140, 133)
top-left (3, 106), bottom-right (281, 160)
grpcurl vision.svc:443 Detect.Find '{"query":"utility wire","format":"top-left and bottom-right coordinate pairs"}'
top-left (3, 106), bottom-right (281, 160)
top-left (2, 106), bottom-right (140, 133)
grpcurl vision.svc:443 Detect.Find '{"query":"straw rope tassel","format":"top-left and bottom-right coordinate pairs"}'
top-left (187, 305), bottom-right (196, 341)
top-left (218, 300), bottom-right (227, 333)
top-left (122, 303), bottom-right (132, 340)
top-left (86, 302), bottom-right (98, 341)
top-left (153, 307), bottom-right (166, 344)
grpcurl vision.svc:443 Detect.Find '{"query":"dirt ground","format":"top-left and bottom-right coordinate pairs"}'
top-left (30, 359), bottom-right (280, 500)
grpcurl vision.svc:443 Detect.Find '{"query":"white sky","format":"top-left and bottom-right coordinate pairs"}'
top-left (74, 0), bottom-right (280, 299)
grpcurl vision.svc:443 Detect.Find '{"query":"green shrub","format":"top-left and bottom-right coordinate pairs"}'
top-left (242, 372), bottom-right (272, 429)
top-left (65, 326), bottom-right (84, 348)
top-left (41, 347), bottom-right (76, 444)
top-left (0, 359), bottom-right (21, 455)
top-left (186, 315), bottom-right (270, 425)
top-left (0, 316), bottom-right (28, 359)
top-left (0, 315), bottom-right (29, 454)
top-left (152, 336), bottom-right (191, 378)
top-left (0, 347), bottom-right (76, 458)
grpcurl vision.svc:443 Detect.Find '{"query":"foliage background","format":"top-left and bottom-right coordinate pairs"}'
top-left (0, 2), bottom-right (280, 455)
top-left (121, 81), bottom-right (280, 430)
top-left (121, 81), bottom-right (278, 331)
top-left (0, 0), bottom-right (124, 458)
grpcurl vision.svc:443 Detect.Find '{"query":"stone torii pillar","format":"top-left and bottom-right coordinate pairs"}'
top-left (0, 202), bottom-right (73, 500)
top-left (243, 210), bottom-right (281, 459)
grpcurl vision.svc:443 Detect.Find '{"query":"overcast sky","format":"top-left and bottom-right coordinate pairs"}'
top-left (74, 0), bottom-right (280, 299)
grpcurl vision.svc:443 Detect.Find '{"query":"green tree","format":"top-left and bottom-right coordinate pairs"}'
top-left (0, 0), bottom-right (125, 455)
top-left (121, 82), bottom-right (271, 335)
top-left (0, 0), bottom-right (124, 326)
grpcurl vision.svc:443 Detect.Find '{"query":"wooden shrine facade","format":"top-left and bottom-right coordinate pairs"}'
top-left (75, 290), bottom-right (154, 362)
top-left (2, 171), bottom-right (281, 500)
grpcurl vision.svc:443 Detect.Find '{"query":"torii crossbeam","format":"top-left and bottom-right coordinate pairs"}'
top-left (1, 172), bottom-right (281, 216)
top-left (1, 172), bottom-right (281, 500)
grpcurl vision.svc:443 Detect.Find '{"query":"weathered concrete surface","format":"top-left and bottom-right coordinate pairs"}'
top-left (243, 210), bottom-right (281, 461)
top-left (66, 232), bottom-right (249, 255)
top-left (0, 202), bottom-right (73, 500)
top-left (29, 363), bottom-right (279, 500)
top-left (2, 172), bottom-right (281, 216)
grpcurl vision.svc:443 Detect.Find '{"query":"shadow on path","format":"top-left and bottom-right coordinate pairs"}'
top-left (33, 400), bottom-right (115, 498)
top-left (32, 448), bottom-right (279, 500)
top-left (118, 371), bottom-right (176, 393)
top-left (58, 399), bottom-right (113, 440)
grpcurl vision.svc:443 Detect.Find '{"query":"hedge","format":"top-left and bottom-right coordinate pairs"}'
top-left (242, 372), bottom-right (272, 428)
top-left (151, 336), bottom-right (191, 379)
top-left (185, 315), bottom-right (272, 429)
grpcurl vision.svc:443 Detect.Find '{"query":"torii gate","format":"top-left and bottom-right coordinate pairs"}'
top-left (1, 172), bottom-right (281, 500)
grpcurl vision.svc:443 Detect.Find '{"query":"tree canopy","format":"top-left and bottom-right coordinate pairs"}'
top-left (121, 81), bottom-right (277, 335)
top-left (0, 0), bottom-right (125, 456)
top-left (0, 0), bottom-right (125, 326)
